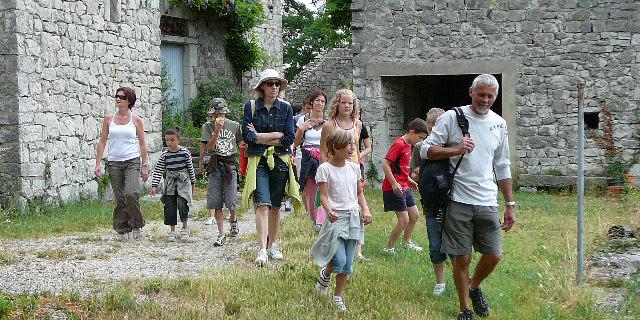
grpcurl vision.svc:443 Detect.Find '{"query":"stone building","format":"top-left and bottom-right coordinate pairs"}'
top-left (0, 0), bottom-right (282, 206)
top-left (345, 0), bottom-right (639, 182)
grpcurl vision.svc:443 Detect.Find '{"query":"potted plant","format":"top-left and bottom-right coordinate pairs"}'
top-left (603, 156), bottom-right (626, 186)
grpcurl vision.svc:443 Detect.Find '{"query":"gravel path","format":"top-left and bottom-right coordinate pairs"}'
top-left (0, 198), bottom-right (289, 296)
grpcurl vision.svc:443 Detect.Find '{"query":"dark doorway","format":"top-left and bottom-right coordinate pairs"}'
top-left (386, 74), bottom-right (503, 128)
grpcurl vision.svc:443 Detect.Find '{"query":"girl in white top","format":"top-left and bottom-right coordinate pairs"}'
top-left (95, 87), bottom-right (149, 241)
top-left (293, 90), bottom-right (327, 230)
top-left (310, 129), bottom-right (372, 312)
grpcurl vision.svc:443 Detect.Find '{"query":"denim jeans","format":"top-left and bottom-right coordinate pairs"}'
top-left (163, 194), bottom-right (189, 225)
top-left (332, 237), bottom-right (357, 275)
top-left (253, 157), bottom-right (289, 208)
top-left (426, 214), bottom-right (447, 264)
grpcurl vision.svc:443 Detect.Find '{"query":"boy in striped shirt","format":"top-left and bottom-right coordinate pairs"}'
top-left (150, 128), bottom-right (196, 242)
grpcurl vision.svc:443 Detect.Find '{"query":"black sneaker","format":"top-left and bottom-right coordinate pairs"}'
top-left (457, 309), bottom-right (474, 320)
top-left (469, 287), bottom-right (490, 317)
top-left (230, 220), bottom-right (239, 238)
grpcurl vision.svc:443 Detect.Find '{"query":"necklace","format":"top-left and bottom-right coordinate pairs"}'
top-left (116, 111), bottom-right (129, 118)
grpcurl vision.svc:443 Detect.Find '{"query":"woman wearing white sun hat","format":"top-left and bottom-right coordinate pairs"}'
top-left (241, 69), bottom-right (302, 266)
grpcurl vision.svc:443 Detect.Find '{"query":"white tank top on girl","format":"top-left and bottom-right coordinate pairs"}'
top-left (108, 114), bottom-right (140, 161)
top-left (296, 116), bottom-right (322, 146)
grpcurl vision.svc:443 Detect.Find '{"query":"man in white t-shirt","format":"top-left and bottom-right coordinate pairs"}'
top-left (421, 74), bottom-right (516, 320)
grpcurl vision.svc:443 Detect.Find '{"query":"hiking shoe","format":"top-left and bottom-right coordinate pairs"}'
top-left (205, 216), bottom-right (215, 225)
top-left (230, 220), bottom-right (239, 238)
top-left (457, 309), bottom-right (474, 320)
top-left (213, 233), bottom-right (226, 247)
top-left (118, 232), bottom-right (130, 242)
top-left (180, 228), bottom-right (190, 241)
top-left (469, 287), bottom-right (490, 317)
top-left (269, 243), bottom-right (284, 260)
top-left (433, 283), bottom-right (446, 296)
top-left (284, 200), bottom-right (292, 212)
top-left (315, 266), bottom-right (330, 296)
top-left (383, 247), bottom-right (396, 255)
top-left (167, 231), bottom-right (177, 242)
top-left (255, 248), bottom-right (268, 267)
top-left (404, 240), bottom-right (423, 252)
top-left (132, 228), bottom-right (143, 240)
top-left (333, 295), bottom-right (347, 312)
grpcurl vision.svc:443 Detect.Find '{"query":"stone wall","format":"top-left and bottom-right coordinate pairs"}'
top-left (0, 0), bottom-right (20, 205)
top-left (287, 48), bottom-right (353, 110)
top-left (352, 0), bottom-right (640, 178)
top-left (9, 0), bottom-right (163, 204)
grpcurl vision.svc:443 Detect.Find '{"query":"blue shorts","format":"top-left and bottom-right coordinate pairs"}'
top-left (253, 156), bottom-right (289, 208)
top-left (383, 189), bottom-right (416, 212)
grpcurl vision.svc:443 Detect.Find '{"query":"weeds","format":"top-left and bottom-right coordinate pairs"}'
top-left (36, 249), bottom-right (71, 261)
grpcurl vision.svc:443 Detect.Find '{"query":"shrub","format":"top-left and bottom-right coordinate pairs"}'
top-left (161, 64), bottom-right (201, 138)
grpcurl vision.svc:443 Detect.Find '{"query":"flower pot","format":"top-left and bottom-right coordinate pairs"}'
top-left (605, 185), bottom-right (623, 197)
top-left (624, 173), bottom-right (634, 185)
top-left (607, 178), bottom-right (623, 186)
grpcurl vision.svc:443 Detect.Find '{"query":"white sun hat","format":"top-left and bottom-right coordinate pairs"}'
top-left (253, 68), bottom-right (288, 91)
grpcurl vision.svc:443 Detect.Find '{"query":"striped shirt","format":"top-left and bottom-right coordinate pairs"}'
top-left (151, 147), bottom-right (196, 188)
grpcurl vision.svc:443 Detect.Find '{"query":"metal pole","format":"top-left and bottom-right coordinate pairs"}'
top-left (577, 83), bottom-right (585, 285)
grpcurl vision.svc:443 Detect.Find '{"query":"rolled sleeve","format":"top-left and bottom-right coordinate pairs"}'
top-left (493, 127), bottom-right (512, 181)
top-left (242, 101), bottom-right (257, 144)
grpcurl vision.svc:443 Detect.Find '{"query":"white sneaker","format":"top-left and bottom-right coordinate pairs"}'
top-left (284, 200), bottom-right (292, 212)
top-left (213, 233), bottom-right (226, 247)
top-left (333, 295), bottom-right (347, 312)
top-left (255, 248), bottom-right (268, 267)
top-left (167, 231), bottom-right (177, 242)
top-left (404, 240), bottom-right (423, 252)
top-left (269, 243), bottom-right (284, 260)
top-left (180, 228), bottom-right (190, 241)
top-left (205, 216), bottom-right (215, 225)
top-left (355, 253), bottom-right (370, 261)
top-left (383, 247), bottom-right (396, 255)
top-left (433, 283), bottom-right (446, 296)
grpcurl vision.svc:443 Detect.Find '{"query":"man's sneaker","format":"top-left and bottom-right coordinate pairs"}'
top-left (132, 228), bottom-right (143, 240)
top-left (284, 200), bottom-right (292, 212)
top-left (118, 232), bottom-right (130, 242)
top-left (180, 228), bottom-right (190, 241)
top-left (383, 247), bottom-right (396, 255)
top-left (469, 287), bottom-right (490, 317)
top-left (230, 220), bottom-right (239, 238)
top-left (205, 216), bottom-right (215, 225)
top-left (269, 243), bottom-right (284, 260)
top-left (433, 283), bottom-right (446, 296)
top-left (315, 266), bottom-right (330, 296)
top-left (213, 233), bottom-right (226, 247)
top-left (255, 248), bottom-right (268, 267)
top-left (167, 231), bottom-right (177, 242)
top-left (404, 240), bottom-right (423, 252)
top-left (457, 309), bottom-right (474, 320)
top-left (332, 295), bottom-right (347, 312)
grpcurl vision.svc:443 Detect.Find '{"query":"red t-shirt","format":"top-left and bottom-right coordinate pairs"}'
top-left (382, 137), bottom-right (412, 192)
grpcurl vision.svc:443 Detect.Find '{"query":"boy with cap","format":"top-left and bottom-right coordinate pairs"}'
top-left (199, 98), bottom-right (243, 246)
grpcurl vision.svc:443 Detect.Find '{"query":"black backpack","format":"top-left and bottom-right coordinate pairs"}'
top-left (418, 107), bottom-right (469, 220)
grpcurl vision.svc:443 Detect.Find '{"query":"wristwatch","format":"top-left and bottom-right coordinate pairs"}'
top-left (505, 201), bottom-right (516, 207)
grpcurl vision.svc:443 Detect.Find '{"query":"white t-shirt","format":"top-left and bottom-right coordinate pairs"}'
top-left (421, 105), bottom-right (511, 206)
top-left (315, 161), bottom-right (361, 211)
top-left (296, 116), bottom-right (322, 146)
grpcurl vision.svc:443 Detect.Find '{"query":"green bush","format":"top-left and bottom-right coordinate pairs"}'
top-left (188, 75), bottom-right (249, 128)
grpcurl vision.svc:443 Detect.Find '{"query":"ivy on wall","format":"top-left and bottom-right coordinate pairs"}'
top-left (167, 0), bottom-right (268, 73)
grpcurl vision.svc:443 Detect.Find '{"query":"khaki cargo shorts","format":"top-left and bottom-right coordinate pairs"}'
top-left (441, 201), bottom-right (502, 256)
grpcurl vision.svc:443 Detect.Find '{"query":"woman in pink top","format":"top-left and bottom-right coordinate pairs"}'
top-left (95, 87), bottom-right (150, 241)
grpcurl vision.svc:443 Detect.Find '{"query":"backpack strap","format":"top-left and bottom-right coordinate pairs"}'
top-left (448, 107), bottom-right (470, 196)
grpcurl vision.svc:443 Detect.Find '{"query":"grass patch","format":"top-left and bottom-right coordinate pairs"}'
top-left (0, 249), bottom-right (16, 266)
top-left (35, 249), bottom-right (72, 261)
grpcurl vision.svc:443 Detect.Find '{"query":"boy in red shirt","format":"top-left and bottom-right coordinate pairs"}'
top-left (382, 118), bottom-right (429, 254)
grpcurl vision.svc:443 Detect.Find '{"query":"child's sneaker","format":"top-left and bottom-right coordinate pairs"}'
top-left (332, 295), bottom-right (347, 312)
top-left (433, 283), bottom-right (446, 296)
top-left (269, 243), bottom-right (284, 260)
top-left (312, 223), bottom-right (322, 232)
top-left (205, 216), bottom-right (215, 225)
top-left (355, 253), bottom-right (370, 261)
top-left (255, 248), bottom-right (268, 267)
top-left (382, 247), bottom-right (396, 255)
top-left (180, 228), bottom-right (190, 241)
top-left (213, 233), bottom-right (226, 246)
top-left (284, 200), bottom-right (292, 212)
top-left (230, 220), bottom-right (239, 238)
top-left (167, 231), bottom-right (177, 242)
top-left (404, 240), bottom-right (423, 251)
top-left (132, 228), bottom-right (143, 240)
top-left (315, 266), bottom-right (330, 296)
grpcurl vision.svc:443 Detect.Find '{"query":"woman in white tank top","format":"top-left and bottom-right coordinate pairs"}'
top-left (95, 87), bottom-right (150, 241)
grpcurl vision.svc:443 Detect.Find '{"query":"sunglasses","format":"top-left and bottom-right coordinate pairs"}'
top-left (115, 94), bottom-right (128, 100)
top-left (264, 81), bottom-right (281, 87)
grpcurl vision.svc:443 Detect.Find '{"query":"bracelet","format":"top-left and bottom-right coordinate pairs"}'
top-left (505, 201), bottom-right (516, 207)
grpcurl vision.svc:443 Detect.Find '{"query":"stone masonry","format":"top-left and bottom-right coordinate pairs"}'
top-left (287, 47), bottom-right (353, 109)
top-left (351, 0), bottom-right (639, 180)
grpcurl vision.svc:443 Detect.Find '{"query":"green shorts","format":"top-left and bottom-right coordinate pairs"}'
top-left (442, 201), bottom-right (502, 256)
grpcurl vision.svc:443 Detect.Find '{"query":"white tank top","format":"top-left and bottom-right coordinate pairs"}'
top-left (108, 114), bottom-right (140, 161)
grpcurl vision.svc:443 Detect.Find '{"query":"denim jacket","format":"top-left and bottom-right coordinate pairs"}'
top-left (242, 98), bottom-right (295, 156)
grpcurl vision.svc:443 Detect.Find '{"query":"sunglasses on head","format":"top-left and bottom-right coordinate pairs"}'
top-left (115, 94), bottom-right (128, 100)
top-left (264, 81), bottom-right (281, 87)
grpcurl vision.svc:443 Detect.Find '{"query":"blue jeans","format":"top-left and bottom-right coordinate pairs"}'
top-left (426, 214), bottom-right (447, 264)
top-left (332, 238), bottom-right (357, 275)
top-left (254, 157), bottom-right (289, 208)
